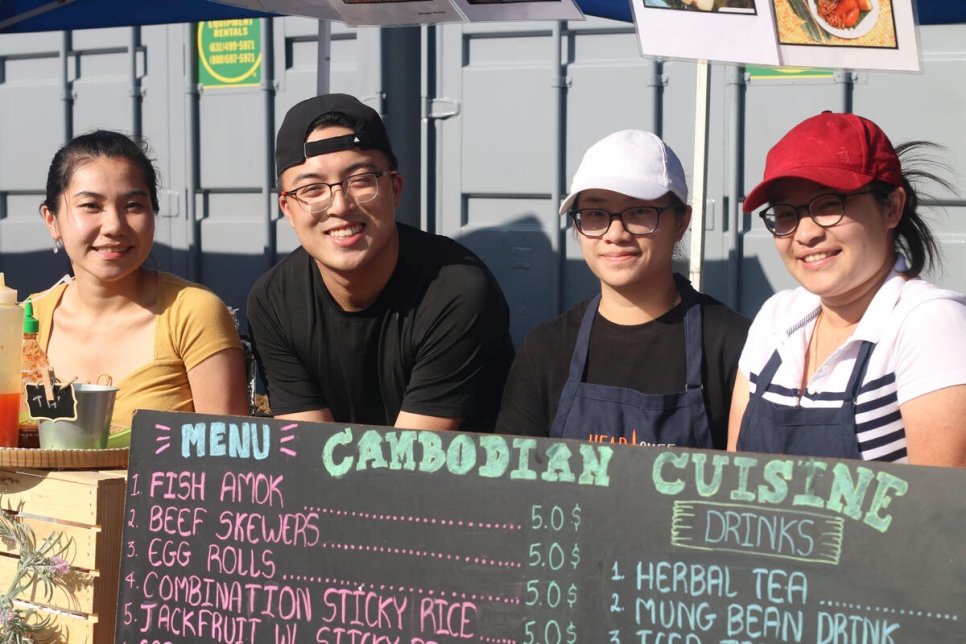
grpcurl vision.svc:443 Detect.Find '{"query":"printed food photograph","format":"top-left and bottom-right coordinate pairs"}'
top-left (776, 0), bottom-right (897, 46)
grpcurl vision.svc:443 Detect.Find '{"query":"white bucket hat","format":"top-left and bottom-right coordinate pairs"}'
top-left (559, 130), bottom-right (688, 215)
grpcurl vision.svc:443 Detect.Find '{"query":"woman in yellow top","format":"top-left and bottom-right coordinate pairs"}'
top-left (34, 130), bottom-right (249, 444)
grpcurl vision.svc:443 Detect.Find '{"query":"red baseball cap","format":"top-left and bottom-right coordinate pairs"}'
top-left (743, 112), bottom-right (903, 213)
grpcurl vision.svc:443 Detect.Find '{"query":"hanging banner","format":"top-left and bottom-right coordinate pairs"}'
top-left (776, 0), bottom-right (921, 72)
top-left (629, 1), bottom-right (781, 66)
top-left (625, 0), bottom-right (919, 71)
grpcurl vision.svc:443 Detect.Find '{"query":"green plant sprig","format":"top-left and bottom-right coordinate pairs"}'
top-left (0, 500), bottom-right (74, 644)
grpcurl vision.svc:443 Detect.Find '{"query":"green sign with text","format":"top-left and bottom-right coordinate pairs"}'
top-left (197, 19), bottom-right (261, 88)
top-left (747, 66), bottom-right (834, 80)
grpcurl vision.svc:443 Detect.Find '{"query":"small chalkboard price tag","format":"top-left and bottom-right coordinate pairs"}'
top-left (24, 382), bottom-right (77, 422)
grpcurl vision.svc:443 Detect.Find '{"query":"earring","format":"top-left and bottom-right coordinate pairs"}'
top-left (53, 239), bottom-right (63, 254)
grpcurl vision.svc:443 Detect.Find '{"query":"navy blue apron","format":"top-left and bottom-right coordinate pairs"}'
top-left (549, 275), bottom-right (713, 448)
top-left (736, 341), bottom-right (876, 459)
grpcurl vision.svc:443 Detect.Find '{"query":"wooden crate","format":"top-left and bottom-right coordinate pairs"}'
top-left (0, 467), bottom-right (127, 644)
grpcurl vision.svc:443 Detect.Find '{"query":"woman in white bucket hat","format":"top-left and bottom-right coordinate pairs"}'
top-left (496, 130), bottom-right (749, 448)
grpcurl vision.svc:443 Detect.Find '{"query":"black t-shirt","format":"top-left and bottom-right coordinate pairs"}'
top-left (495, 289), bottom-right (750, 449)
top-left (247, 223), bottom-right (515, 431)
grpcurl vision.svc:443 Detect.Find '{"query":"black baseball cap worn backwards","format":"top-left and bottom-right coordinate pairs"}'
top-left (275, 93), bottom-right (395, 177)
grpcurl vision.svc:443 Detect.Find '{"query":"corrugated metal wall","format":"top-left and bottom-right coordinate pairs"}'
top-left (1, 18), bottom-right (963, 346)
top-left (431, 20), bottom-right (966, 342)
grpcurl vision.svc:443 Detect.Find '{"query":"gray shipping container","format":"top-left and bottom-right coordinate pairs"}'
top-left (1, 17), bottom-right (963, 347)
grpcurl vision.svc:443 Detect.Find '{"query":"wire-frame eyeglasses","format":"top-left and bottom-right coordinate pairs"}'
top-left (281, 170), bottom-right (395, 215)
top-left (571, 204), bottom-right (680, 237)
top-left (758, 190), bottom-right (881, 237)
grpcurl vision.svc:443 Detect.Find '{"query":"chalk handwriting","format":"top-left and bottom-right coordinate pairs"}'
top-left (206, 544), bottom-right (276, 578)
top-left (322, 428), bottom-right (613, 486)
top-left (220, 471), bottom-right (285, 506)
top-left (149, 471), bottom-right (206, 501)
top-left (320, 588), bottom-right (407, 630)
top-left (181, 421), bottom-right (271, 459)
top-left (138, 603), bottom-right (261, 644)
top-left (652, 453), bottom-right (908, 533)
top-left (215, 510), bottom-right (320, 546)
top-left (636, 562), bottom-right (737, 598)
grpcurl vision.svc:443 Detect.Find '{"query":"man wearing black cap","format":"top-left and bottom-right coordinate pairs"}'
top-left (247, 94), bottom-right (514, 431)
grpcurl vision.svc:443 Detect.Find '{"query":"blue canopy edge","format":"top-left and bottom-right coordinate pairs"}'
top-left (583, 0), bottom-right (966, 26)
top-left (0, 1), bottom-right (279, 33)
top-left (0, 0), bottom-right (962, 34)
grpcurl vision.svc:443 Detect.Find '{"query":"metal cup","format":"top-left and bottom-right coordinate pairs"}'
top-left (38, 383), bottom-right (119, 450)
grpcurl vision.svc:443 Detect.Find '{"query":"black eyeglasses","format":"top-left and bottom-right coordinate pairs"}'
top-left (571, 204), bottom-right (680, 237)
top-left (281, 170), bottom-right (395, 214)
top-left (759, 190), bottom-right (881, 237)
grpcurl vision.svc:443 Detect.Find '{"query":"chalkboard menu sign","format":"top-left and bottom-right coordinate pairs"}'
top-left (116, 410), bottom-right (965, 644)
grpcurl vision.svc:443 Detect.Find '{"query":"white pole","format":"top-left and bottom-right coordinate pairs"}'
top-left (689, 60), bottom-right (711, 291)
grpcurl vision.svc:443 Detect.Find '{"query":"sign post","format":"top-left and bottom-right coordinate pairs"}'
top-left (116, 410), bottom-right (965, 643)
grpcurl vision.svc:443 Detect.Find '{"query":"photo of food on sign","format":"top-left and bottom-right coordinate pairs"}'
top-left (811, 0), bottom-right (878, 36)
top-left (776, 0), bottom-right (897, 46)
top-left (643, 0), bottom-right (757, 13)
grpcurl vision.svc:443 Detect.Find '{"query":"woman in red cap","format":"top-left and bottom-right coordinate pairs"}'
top-left (728, 112), bottom-right (966, 466)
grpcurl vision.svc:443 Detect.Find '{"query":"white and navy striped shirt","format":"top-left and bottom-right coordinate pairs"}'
top-left (739, 258), bottom-right (966, 462)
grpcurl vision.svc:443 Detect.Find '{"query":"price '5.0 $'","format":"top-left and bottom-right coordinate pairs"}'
top-left (525, 580), bottom-right (578, 609)
top-left (524, 619), bottom-right (576, 644)
top-left (528, 542), bottom-right (580, 570)
top-left (530, 504), bottom-right (581, 532)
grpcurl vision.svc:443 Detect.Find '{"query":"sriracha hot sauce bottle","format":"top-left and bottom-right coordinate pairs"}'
top-left (0, 274), bottom-right (23, 447)
top-left (19, 298), bottom-right (48, 448)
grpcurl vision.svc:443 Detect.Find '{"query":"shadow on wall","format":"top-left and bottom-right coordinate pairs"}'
top-left (2, 249), bottom-right (74, 305)
top-left (0, 244), bottom-right (272, 333)
top-left (1, 221), bottom-right (776, 350)
top-left (738, 254), bottom-right (783, 320)
top-left (453, 214), bottom-right (773, 347)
